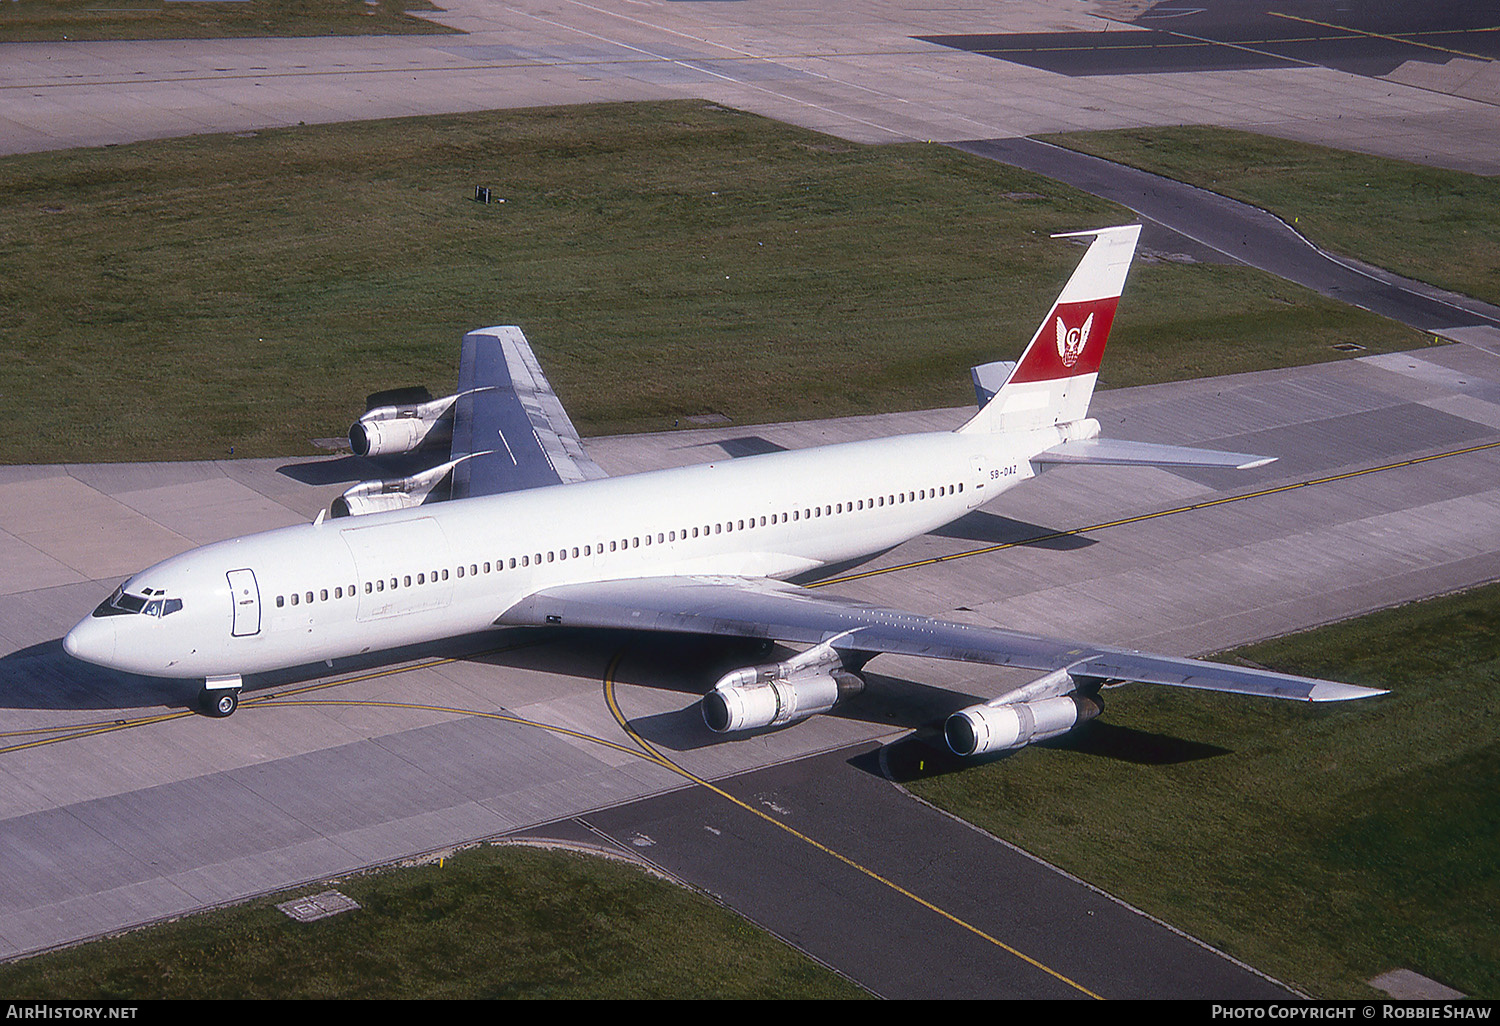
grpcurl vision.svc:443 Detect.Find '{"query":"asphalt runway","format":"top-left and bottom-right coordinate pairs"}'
top-left (3, 0), bottom-right (1499, 999)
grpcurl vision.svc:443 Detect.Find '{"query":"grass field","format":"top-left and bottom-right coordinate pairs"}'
top-left (0, 102), bottom-right (1427, 465)
top-left (1039, 126), bottom-right (1500, 307)
top-left (907, 582), bottom-right (1500, 999)
top-left (0, 0), bottom-right (454, 42)
top-left (0, 843), bottom-right (865, 999)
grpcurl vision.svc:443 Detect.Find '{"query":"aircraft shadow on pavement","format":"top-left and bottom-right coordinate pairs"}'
top-left (666, 435), bottom-right (789, 459)
top-left (0, 639), bottom-right (184, 713)
top-left (276, 452), bottom-right (439, 486)
top-left (4, 626), bottom-right (1231, 774)
top-left (931, 511), bottom-right (1095, 549)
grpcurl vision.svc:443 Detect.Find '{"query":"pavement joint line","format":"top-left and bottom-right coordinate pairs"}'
top-left (600, 651), bottom-right (1105, 1000)
top-left (1268, 12), bottom-right (1498, 64)
top-left (809, 437), bottom-right (1500, 589)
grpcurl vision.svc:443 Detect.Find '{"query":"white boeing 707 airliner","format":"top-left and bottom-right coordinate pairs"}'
top-left (64, 225), bottom-right (1385, 755)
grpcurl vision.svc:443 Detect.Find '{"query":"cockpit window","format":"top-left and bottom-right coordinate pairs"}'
top-left (94, 586), bottom-right (143, 617)
top-left (92, 586), bottom-right (181, 618)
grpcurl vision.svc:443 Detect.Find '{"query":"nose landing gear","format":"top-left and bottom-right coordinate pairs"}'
top-left (198, 674), bottom-right (243, 717)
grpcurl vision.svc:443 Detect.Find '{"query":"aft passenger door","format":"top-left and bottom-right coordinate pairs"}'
top-left (227, 568), bottom-right (262, 637)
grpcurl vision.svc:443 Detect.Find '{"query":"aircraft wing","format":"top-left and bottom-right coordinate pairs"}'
top-left (449, 326), bottom-right (608, 499)
top-left (496, 575), bottom-right (1385, 702)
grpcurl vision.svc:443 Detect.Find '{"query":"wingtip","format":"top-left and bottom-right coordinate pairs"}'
top-left (1307, 681), bottom-right (1390, 702)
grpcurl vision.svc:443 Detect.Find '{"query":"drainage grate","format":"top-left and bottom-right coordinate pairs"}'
top-left (1331, 342), bottom-right (1367, 352)
top-left (277, 889), bottom-right (360, 923)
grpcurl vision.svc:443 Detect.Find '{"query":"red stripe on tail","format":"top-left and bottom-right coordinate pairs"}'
top-left (1006, 297), bottom-right (1119, 385)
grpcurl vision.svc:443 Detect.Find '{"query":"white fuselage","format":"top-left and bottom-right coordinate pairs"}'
top-left (64, 426), bottom-right (1055, 681)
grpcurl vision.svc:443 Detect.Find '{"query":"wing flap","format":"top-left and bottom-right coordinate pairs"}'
top-left (498, 576), bottom-right (1385, 702)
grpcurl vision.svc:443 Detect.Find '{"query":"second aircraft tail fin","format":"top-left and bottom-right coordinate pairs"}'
top-left (959, 224), bottom-right (1141, 436)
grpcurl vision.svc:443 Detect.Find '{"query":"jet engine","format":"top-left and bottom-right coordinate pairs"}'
top-left (702, 637), bottom-right (865, 733)
top-left (945, 693), bottom-right (1102, 757)
top-left (330, 455), bottom-right (472, 518)
top-left (349, 393), bottom-right (458, 458)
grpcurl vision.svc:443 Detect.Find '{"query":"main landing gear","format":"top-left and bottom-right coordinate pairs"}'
top-left (198, 674), bottom-right (243, 717)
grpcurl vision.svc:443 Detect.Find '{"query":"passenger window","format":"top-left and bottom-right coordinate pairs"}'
top-left (457, 565), bottom-right (464, 578)
top-left (322, 589), bottom-right (329, 601)
top-left (291, 593), bottom-right (299, 605)
top-left (402, 578), bottom-right (410, 589)
top-left (471, 564), bottom-right (478, 576)
top-left (277, 595), bottom-right (285, 608)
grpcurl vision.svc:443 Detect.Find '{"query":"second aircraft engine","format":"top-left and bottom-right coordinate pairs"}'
top-left (330, 455), bottom-right (470, 518)
top-left (944, 693), bottom-right (1102, 757)
top-left (702, 638), bottom-right (865, 733)
top-left (349, 393), bottom-right (459, 458)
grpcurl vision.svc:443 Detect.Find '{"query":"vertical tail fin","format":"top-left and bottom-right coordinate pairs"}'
top-left (959, 224), bottom-right (1141, 435)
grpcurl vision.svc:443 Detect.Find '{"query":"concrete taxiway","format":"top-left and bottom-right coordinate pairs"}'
top-left (3, 0), bottom-right (1499, 998)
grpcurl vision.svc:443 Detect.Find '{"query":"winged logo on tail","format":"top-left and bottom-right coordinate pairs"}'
top-left (1056, 312), bottom-right (1093, 369)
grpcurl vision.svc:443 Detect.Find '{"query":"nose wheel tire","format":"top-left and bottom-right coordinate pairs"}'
top-left (199, 687), bottom-right (240, 717)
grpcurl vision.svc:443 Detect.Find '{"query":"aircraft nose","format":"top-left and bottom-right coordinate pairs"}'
top-left (63, 615), bottom-right (116, 667)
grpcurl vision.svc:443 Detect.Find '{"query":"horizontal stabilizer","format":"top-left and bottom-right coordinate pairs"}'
top-left (1034, 438), bottom-right (1275, 470)
top-left (971, 361), bottom-right (1016, 407)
